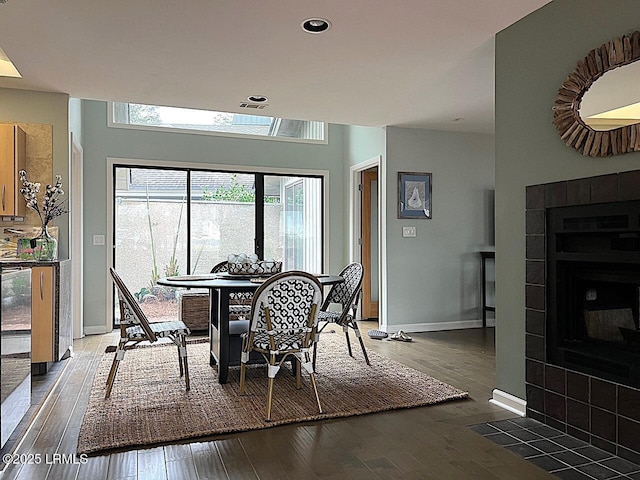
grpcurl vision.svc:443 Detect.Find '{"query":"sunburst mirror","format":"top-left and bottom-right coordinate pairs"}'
top-left (553, 31), bottom-right (640, 157)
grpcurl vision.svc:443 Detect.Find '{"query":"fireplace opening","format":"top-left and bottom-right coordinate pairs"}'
top-left (547, 200), bottom-right (640, 387)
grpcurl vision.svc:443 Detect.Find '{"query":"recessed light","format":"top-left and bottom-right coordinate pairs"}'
top-left (247, 95), bottom-right (268, 103)
top-left (302, 18), bottom-right (331, 34)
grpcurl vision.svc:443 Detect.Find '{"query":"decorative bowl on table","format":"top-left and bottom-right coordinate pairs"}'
top-left (227, 254), bottom-right (282, 276)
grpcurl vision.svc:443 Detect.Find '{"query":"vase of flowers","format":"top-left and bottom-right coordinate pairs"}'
top-left (19, 170), bottom-right (68, 261)
top-left (31, 225), bottom-right (58, 261)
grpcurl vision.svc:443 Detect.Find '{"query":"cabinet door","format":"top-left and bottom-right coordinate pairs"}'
top-left (31, 267), bottom-right (54, 363)
top-left (0, 124), bottom-right (15, 216)
top-left (14, 126), bottom-right (26, 217)
top-left (0, 125), bottom-right (26, 217)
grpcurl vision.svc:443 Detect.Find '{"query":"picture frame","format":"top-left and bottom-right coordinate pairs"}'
top-left (398, 171), bottom-right (432, 219)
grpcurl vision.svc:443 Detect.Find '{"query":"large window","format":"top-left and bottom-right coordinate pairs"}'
top-left (113, 166), bottom-right (323, 324)
top-left (109, 102), bottom-right (326, 143)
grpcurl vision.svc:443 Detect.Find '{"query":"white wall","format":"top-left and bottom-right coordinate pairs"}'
top-left (385, 127), bottom-right (495, 331)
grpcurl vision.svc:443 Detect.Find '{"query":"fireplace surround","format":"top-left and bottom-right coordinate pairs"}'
top-left (525, 170), bottom-right (640, 463)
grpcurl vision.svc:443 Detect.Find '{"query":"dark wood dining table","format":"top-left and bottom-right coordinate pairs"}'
top-left (158, 273), bottom-right (343, 383)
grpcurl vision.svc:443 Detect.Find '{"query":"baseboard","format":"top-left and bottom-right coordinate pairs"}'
top-left (387, 318), bottom-right (495, 333)
top-left (489, 389), bottom-right (526, 417)
top-left (84, 325), bottom-right (110, 335)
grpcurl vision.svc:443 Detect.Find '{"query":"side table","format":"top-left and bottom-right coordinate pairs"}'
top-left (480, 251), bottom-right (495, 327)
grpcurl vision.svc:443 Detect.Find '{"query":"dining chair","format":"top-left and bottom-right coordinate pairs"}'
top-left (107, 267), bottom-right (191, 398)
top-left (313, 262), bottom-right (369, 368)
top-left (178, 261), bottom-right (252, 329)
top-left (239, 271), bottom-right (323, 421)
top-left (210, 261), bottom-right (253, 319)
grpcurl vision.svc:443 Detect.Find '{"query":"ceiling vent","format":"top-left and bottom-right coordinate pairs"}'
top-left (239, 102), bottom-right (267, 110)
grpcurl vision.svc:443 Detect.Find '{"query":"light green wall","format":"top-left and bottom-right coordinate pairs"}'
top-left (342, 125), bottom-right (494, 331)
top-left (344, 125), bottom-right (386, 168)
top-left (81, 100), bottom-right (347, 331)
top-left (385, 127), bottom-right (495, 330)
top-left (0, 88), bottom-right (70, 258)
top-left (343, 125), bottom-right (386, 262)
top-left (495, 0), bottom-right (640, 398)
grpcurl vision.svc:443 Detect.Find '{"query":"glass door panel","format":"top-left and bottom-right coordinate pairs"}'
top-left (112, 167), bottom-right (323, 327)
top-left (264, 176), bottom-right (322, 273)
top-left (190, 171), bottom-right (256, 273)
top-left (114, 167), bottom-right (187, 323)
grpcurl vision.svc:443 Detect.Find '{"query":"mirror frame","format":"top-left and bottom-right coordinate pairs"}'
top-left (553, 31), bottom-right (640, 157)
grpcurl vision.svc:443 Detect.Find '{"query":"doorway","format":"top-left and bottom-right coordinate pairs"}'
top-left (361, 168), bottom-right (379, 319)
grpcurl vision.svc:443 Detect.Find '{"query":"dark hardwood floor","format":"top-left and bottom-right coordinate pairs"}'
top-left (1, 322), bottom-right (555, 479)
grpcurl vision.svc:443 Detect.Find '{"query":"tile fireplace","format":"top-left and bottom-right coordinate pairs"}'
top-left (525, 171), bottom-right (640, 464)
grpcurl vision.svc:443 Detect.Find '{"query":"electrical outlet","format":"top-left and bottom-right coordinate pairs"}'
top-left (402, 226), bottom-right (417, 237)
top-left (93, 234), bottom-right (105, 246)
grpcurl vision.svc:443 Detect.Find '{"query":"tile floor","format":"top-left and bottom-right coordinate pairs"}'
top-left (471, 417), bottom-right (640, 479)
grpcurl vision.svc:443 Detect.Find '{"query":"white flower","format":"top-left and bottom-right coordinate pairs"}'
top-left (19, 170), bottom-right (68, 226)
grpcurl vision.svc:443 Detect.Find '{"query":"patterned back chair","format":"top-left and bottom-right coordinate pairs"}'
top-left (239, 271), bottom-right (323, 421)
top-left (177, 261), bottom-right (253, 332)
top-left (108, 268), bottom-right (191, 398)
top-left (211, 261), bottom-right (253, 319)
top-left (313, 262), bottom-right (368, 368)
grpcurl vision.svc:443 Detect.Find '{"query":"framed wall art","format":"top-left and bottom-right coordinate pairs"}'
top-left (398, 171), bottom-right (432, 219)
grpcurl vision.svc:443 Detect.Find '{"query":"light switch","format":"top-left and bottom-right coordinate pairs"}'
top-left (93, 234), bottom-right (105, 246)
top-left (402, 226), bottom-right (417, 237)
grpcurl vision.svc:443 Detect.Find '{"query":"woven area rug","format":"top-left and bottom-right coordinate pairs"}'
top-left (77, 333), bottom-right (468, 455)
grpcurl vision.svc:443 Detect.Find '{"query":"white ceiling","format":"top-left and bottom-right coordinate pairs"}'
top-left (0, 1), bottom-right (550, 134)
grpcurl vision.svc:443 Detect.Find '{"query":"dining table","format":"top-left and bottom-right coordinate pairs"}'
top-left (158, 272), bottom-right (344, 383)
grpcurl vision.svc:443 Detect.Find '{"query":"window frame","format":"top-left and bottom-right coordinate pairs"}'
top-left (106, 156), bottom-right (329, 330)
top-left (107, 102), bottom-right (329, 145)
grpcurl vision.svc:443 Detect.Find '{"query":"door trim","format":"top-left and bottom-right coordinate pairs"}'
top-left (361, 169), bottom-right (379, 319)
top-left (70, 134), bottom-right (84, 339)
top-left (349, 155), bottom-right (385, 330)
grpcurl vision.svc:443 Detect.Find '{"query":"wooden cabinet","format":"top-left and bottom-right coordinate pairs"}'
top-left (29, 261), bottom-right (72, 371)
top-left (0, 124), bottom-right (26, 217)
top-left (0, 261), bottom-right (72, 373)
top-left (31, 266), bottom-right (55, 363)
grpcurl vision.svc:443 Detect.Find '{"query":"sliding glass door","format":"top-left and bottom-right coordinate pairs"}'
top-left (264, 175), bottom-right (322, 273)
top-left (189, 171), bottom-right (256, 274)
top-left (114, 167), bottom-right (187, 323)
top-left (113, 165), bottom-right (323, 326)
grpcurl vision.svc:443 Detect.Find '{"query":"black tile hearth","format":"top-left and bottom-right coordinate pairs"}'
top-left (526, 174), bottom-right (640, 458)
top-left (591, 379), bottom-right (617, 413)
top-left (567, 371), bottom-right (590, 403)
top-left (619, 387), bottom-right (640, 422)
top-left (567, 399), bottom-right (590, 432)
top-left (471, 417), bottom-right (640, 479)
